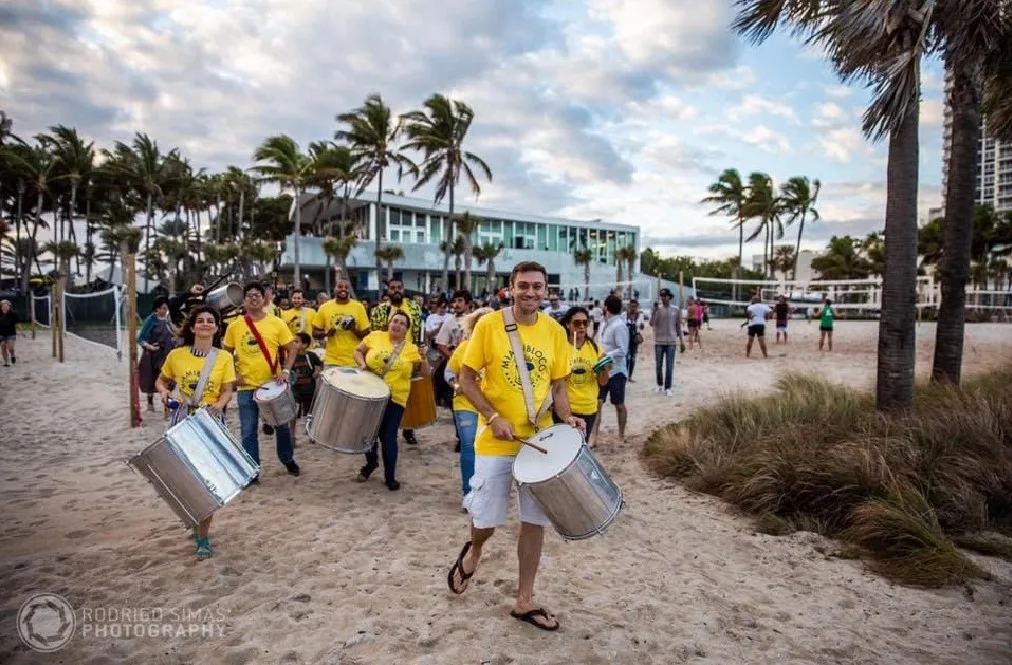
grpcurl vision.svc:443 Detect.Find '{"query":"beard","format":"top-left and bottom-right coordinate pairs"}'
top-left (389, 294), bottom-right (404, 306)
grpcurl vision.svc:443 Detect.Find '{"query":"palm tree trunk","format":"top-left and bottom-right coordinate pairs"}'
top-left (144, 191), bottom-right (153, 261)
top-left (68, 183), bottom-right (80, 275)
top-left (932, 62), bottom-right (982, 384)
top-left (237, 188), bottom-right (246, 241)
top-left (293, 187), bottom-right (302, 287)
top-left (876, 107), bottom-right (920, 411)
top-left (375, 173), bottom-right (384, 286)
top-left (442, 253), bottom-right (450, 293)
top-left (487, 259), bottom-right (495, 292)
top-left (792, 216), bottom-right (805, 281)
top-left (736, 218), bottom-right (744, 302)
top-left (15, 183), bottom-right (24, 291)
top-left (584, 263), bottom-right (590, 300)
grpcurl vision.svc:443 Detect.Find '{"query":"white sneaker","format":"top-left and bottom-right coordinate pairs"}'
top-left (665, 389), bottom-right (673, 397)
top-left (655, 386), bottom-right (664, 393)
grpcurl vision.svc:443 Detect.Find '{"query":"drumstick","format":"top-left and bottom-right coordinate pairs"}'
top-left (513, 436), bottom-right (549, 455)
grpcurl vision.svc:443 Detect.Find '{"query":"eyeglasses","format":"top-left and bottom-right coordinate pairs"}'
top-left (245, 293), bottom-right (264, 300)
top-left (570, 320), bottom-right (588, 327)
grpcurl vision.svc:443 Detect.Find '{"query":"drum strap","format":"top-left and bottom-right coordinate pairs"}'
top-left (501, 308), bottom-right (553, 431)
top-left (244, 314), bottom-right (278, 374)
top-left (168, 348), bottom-right (220, 427)
top-left (380, 341), bottom-right (405, 378)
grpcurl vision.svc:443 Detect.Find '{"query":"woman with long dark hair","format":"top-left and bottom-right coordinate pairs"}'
top-left (557, 306), bottom-right (610, 446)
top-left (138, 296), bottom-right (173, 412)
top-left (156, 305), bottom-right (236, 559)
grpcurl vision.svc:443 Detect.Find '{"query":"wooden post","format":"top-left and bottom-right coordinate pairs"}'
top-left (28, 291), bottom-right (36, 340)
top-left (51, 280), bottom-right (59, 358)
top-left (56, 262), bottom-right (66, 363)
top-left (126, 255), bottom-right (141, 427)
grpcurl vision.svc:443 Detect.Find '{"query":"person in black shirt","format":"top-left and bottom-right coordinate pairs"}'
top-left (0, 299), bottom-right (19, 366)
top-left (774, 296), bottom-right (791, 344)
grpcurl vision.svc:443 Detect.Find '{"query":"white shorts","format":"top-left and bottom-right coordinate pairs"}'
top-left (464, 455), bottom-right (551, 529)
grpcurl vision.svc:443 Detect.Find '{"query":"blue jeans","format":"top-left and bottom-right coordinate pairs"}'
top-left (364, 400), bottom-right (405, 484)
top-left (453, 410), bottom-right (478, 495)
top-left (237, 390), bottom-right (294, 467)
top-left (628, 344), bottom-right (639, 379)
top-left (655, 344), bottom-right (676, 390)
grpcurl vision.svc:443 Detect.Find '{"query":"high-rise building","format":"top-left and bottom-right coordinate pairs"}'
top-left (941, 73), bottom-right (1012, 214)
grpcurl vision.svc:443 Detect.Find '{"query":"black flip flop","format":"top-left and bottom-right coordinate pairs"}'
top-left (510, 608), bottom-right (560, 631)
top-left (446, 541), bottom-right (474, 594)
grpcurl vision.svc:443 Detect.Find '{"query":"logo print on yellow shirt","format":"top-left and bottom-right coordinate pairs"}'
top-left (241, 331), bottom-right (262, 355)
top-left (181, 368), bottom-right (216, 396)
top-left (500, 345), bottom-right (549, 392)
top-left (570, 358), bottom-right (593, 386)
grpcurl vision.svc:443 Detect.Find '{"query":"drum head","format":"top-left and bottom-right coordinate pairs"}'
top-left (255, 381), bottom-right (286, 400)
top-left (322, 367), bottom-right (390, 399)
top-left (223, 283), bottom-right (242, 306)
top-left (513, 424), bottom-right (584, 483)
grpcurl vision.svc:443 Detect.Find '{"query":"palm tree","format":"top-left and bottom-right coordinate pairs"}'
top-left (453, 212), bottom-right (481, 291)
top-left (742, 172), bottom-right (782, 278)
top-left (251, 135), bottom-right (313, 285)
top-left (102, 133), bottom-right (174, 259)
top-left (400, 93), bottom-right (493, 290)
top-left (614, 245), bottom-right (638, 297)
top-left (336, 94), bottom-right (406, 285)
top-left (323, 234), bottom-right (358, 294)
top-left (375, 246), bottom-right (404, 282)
top-left (573, 248), bottom-right (593, 300)
top-left (734, 1), bottom-right (933, 410)
top-left (701, 168), bottom-right (750, 294)
top-left (452, 235), bottom-right (466, 288)
top-left (41, 126), bottom-right (95, 264)
top-left (770, 245), bottom-right (795, 278)
top-left (473, 241), bottom-right (503, 294)
top-left (5, 144), bottom-right (57, 291)
top-left (439, 239), bottom-right (454, 292)
top-left (779, 176), bottom-right (821, 280)
top-left (932, 2), bottom-right (1009, 383)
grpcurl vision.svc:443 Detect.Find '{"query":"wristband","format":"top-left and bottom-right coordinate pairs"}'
top-left (487, 413), bottom-right (500, 426)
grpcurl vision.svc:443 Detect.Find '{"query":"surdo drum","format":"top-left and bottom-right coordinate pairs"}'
top-left (128, 407), bottom-right (259, 528)
top-left (513, 424), bottom-right (623, 540)
top-left (306, 367), bottom-right (390, 454)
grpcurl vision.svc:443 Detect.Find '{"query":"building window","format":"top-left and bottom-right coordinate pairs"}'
top-left (537, 223), bottom-right (548, 250)
top-left (430, 216), bottom-right (442, 244)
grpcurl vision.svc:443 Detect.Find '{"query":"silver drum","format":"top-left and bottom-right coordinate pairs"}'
top-left (513, 424), bottom-right (623, 540)
top-left (205, 283), bottom-right (243, 312)
top-left (128, 408), bottom-right (259, 528)
top-left (307, 367), bottom-right (390, 454)
top-left (254, 380), bottom-right (299, 427)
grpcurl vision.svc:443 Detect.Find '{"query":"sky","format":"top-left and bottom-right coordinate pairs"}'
top-left (0, 0), bottom-right (947, 261)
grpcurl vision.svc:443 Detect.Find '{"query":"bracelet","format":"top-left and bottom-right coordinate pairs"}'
top-left (487, 413), bottom-right (500, 426)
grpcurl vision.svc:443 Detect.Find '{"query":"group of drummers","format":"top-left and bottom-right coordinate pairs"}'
top-left (151, 260), bottom-right (636, 632)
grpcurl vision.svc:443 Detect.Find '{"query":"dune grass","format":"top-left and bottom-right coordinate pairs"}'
top-left (642, 366), bottom-right (1012, 587)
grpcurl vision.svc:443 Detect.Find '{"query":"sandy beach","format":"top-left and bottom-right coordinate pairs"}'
top-left (1, 319), bottom-right (1011, 665)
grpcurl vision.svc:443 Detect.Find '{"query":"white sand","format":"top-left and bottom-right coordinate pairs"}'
top-left (1, 319), bottom-right (1011, 664)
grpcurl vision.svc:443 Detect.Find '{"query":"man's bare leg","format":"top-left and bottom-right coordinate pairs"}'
top-left (759, 337), bottom-right (769, 358)
top-left (451, 525), bottom-right (494, 591)
top-left (827, 331), bottom-right (833, 351)
top-left (514, 522), bottom-right (557, 628)
top-left (615, 404), bottom-right (627, 441)
top-left (746, 337), bottom-right (754, 357)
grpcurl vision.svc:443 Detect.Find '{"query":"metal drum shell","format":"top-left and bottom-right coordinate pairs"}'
top-left (127, 408), bottom-right (259, 528)
top-left (307, 367), bottom-right (390, 454)
top-left (205, 283), bottom-right (243, 312)
top-left (513, 426), bottom-right (623, 540)
top-left (254, 382), bottom-right (299, 427)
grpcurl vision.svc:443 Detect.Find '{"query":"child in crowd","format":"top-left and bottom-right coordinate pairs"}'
top-left (289, 332), bottom-right (323, 442)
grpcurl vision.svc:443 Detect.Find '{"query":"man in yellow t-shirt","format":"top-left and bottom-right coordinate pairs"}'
top-left (446, 260), bottom-right (583, 632)
top-left (223, 282), bottom-right (301, 478)
top-left (312, 278), bottom-right (370, 367)
top-left (281, 288), bottom-right (317, 337)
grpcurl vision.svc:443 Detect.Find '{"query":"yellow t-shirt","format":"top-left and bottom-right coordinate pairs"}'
top-left (462, 310), bottom-right (571, 456)
top-left (313, 299), bottom-right (370, 367)
top-left (447, 340), bottom-right (477, 413)
top-left (159, 347), bottom-right (236, 408)
top-left (282, 307), bottom-right (317, 336)
top-left (567, 340), bottom-right (603, 415)
top-left (223, 314), bottom-right (295, 391)
top-left (363, 331), bottom-right (422, 407)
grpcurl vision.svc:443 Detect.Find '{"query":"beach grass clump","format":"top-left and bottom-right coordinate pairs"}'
top-left (643, 367), bottom-right (1012, 587)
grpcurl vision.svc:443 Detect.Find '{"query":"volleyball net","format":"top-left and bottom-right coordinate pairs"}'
top-left (32, 287), bottom-right (126, 360)
top-left (549, 278), bottom-right (657, 305)
top-left (692, 276), bottom-right (1012, 317)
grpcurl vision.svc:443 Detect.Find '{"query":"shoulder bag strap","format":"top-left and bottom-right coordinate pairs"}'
top-left (189, 347), bottom-right (220, 407)
top-left (244, 314), bottom-right (278, 374)
top-left (380, 340), bottom-right (406, 378)
top-left (501, 308), bottom-right (552, 431)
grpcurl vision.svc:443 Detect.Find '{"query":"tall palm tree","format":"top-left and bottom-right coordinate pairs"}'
top-left (473, 241), bottom-right (503, 294)
top-left (932, 1), bottom-right (1010, 383)
top-left (5, 144), bottom-right (57, 291)
top-left (453, 212), bottom-right (481, 291)
top-left (251, 135), bottom-right (313, 285)
top-left (439, 239), bottom-right (453, 292)
top-left (779, 176), bottom-right (821, 280)
top-left (735, 0), bottom-right (934, 410)
top-left (742, 172), bottom-right (782, 278)
top-left (323, 235), bottom-right (358, 295)
top-left (102, 133), bottom-right (174, 260)
top-left (41, 126), bottom-right (95, 260)
top-left (701, 168), bottom-right (750, 290)
top-left (573, 248), bottom-right (593, 300)
top-left (452, 235), bottom-right (465, 288)
top-left (614, 245), bottom-right (638, 297)
top-left (336, 94), bottom-right (406, 284)
top-left (400, 93), bottom-right (493, 291)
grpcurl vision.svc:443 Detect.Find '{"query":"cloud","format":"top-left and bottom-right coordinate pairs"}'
top-left (812, 102), bottom-right (849, 127)
top-left (818, 127), bottom-right (871, 162)
top-left (920, 99), bottom-right (944, 126)
top-left (727, 94), bottom-right (799, 123)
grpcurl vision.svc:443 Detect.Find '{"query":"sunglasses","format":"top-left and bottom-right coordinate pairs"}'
top-left (570, 319), bottom-right (589, 327)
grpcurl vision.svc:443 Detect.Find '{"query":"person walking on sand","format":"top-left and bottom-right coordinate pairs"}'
top-left (814, 298), bottom-right (836, 351)
top-left (596, 294), bottom-right (629, 443)
top-left (649, 288), bottom-right (684, 397)
top-left (0, 299), bottom-right (20, 367)
top-left (745, 295), bottom-right (773, 358)
top-left (774, 296), bottom-right (791, 344)
top-left (446, 260), bottom-right (584, 632)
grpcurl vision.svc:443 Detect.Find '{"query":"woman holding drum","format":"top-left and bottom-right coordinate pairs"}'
top-left (557, 306), bottom-right (611, 446)
top-left (444, 307), bottom-right (493, 502)
top-left (352, 311), bottom-right (428, 491)
top-left (156, 305), bottom-right (236, 559)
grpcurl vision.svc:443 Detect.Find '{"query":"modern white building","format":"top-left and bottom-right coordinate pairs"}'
top-left (280, 192), bottom-right (659, 299)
